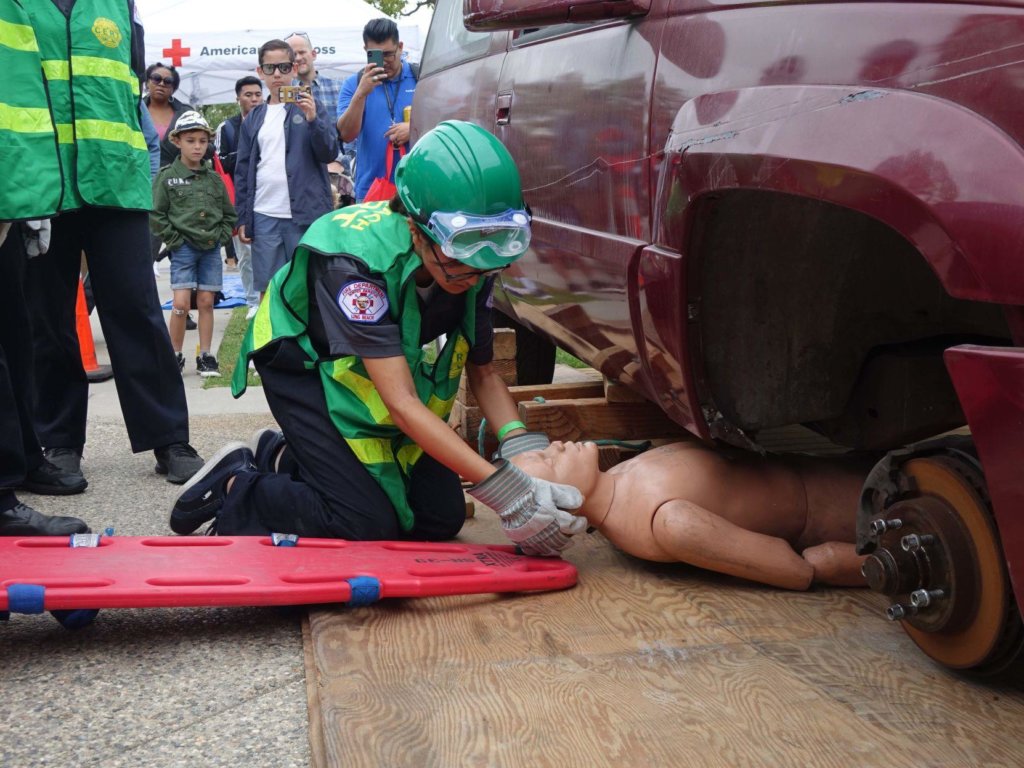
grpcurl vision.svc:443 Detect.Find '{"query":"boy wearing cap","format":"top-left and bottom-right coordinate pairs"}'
top-left (151, 111), bottom-right (237, 377)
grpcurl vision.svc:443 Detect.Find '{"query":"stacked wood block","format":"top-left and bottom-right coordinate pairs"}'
top-left (448, 328), bottom-right (686, 468)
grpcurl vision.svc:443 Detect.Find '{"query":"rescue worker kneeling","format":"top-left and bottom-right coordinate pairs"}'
top-left (169, 121), bottom-right (585, 556)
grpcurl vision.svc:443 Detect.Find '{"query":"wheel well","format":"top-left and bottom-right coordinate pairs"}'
top-left (689, 190), bottom-right (1011, 449)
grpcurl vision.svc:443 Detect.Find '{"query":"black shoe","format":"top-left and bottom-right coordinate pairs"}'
top-left (175, 351), bottom-right (185, 374)
top-left (185, 313), bottom-right (197, 331)
top-left (154, 442), bottom-right (205, 484)
top-left (196, 352), bottom-right (221, 378)
top-left (249, 428), bottom-right (286, 474)
top-left (0, 502), bottom-right (90, 536)
top-left (170, 442), bottom-right (254, 534)
top-left (43, 447), bottom-right (82, 476)
top-left (19, 459), bottom-right (88, 495)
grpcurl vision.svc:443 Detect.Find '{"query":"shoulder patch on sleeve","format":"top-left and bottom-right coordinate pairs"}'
top-left (337, 281), bottom-right (389, 323)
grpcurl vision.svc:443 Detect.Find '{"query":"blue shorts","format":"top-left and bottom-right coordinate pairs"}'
top-left (170, 242), bottom-right (223, 292)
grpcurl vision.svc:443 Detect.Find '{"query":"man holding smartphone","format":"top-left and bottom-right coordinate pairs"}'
top-left (234, 39), bottom-right (339, 300)
top-left (336, 19), bottom-right (417, 202)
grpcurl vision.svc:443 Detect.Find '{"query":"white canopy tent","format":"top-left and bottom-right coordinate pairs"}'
top-left (135, 0), bottom-right (431, 105)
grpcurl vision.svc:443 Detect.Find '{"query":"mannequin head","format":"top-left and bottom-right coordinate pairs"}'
top-left (513, 441), bottom-right (603, 497)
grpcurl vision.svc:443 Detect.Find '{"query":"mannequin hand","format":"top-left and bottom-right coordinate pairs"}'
top-left (468, 460), bottom-right (586, 557)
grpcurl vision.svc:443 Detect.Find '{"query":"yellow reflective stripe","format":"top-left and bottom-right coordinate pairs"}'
top-left (424, 393), bottom-right (455, 419)
top-left (55, 124), bottom-right (73, 144)
top-left (344, 437), bottom-right (394, 465)
top-left (396, 443), bottom-right (423, 474)
top-left (330, 362), bottom-right (394, 425)
top-left (0, 18), bottom-right (38, 52)
top-left (75, 119), bottom-right (147, 151)
top-left (0, 102), bottom-right (54, 135)
top-left (42, 59), bottom-right (69, 80)
top-left (251, 302), bottom-right (272, 349)
top-left (71, 55), bottom-right (139, 94)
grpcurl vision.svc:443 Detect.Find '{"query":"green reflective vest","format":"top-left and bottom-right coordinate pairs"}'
top-left (233, 202), bottom-right (482, 531)
top-left (18, 0), bottom-right (150, 213)
top-left (0, 0), bottom-right (62, 219)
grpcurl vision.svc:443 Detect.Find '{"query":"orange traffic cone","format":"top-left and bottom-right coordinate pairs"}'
top-left (75, 277), bottom-right (113, 383)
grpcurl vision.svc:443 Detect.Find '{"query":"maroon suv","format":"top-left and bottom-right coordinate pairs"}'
top-left (411, 0), bottom-right (1024, 674)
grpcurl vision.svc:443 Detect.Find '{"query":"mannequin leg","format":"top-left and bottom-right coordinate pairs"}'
top-left (801, 542), bottom-right (867, 587)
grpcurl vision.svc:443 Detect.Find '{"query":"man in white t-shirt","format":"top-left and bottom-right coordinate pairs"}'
top-left (234, 39), bottom-right (339, 299)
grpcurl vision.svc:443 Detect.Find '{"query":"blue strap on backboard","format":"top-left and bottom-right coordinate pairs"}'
top-left (345, 576), bottom-right (381, 607)
top-left (7, 584), bottom-right (46, 614)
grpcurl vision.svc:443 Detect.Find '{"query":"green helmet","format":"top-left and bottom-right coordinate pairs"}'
top-left (396, 120), bottom-right (530, 270)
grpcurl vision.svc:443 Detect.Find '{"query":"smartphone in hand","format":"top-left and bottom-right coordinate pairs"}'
top-left (367, 49), bottom-right (385, 68)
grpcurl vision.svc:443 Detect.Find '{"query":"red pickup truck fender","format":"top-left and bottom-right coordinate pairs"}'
top-left (654, 84), bottom-right (1024, 304)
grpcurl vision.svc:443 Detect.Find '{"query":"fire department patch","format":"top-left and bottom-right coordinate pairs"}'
top-left (338, 281), bottom-right (388, 323)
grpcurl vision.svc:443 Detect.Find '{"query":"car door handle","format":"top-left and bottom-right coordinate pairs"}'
top-left (496, 93), bottom-right (512, 125)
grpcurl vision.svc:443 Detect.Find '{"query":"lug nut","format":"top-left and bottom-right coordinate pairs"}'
top-left (870, 518), bottom-right (903, 535)
top-left (900, 533), bottom-right (935, 552)
top-left (910, 588), bottom-right (944, 608)
top-left (886, 603), bottom-right (917, 621)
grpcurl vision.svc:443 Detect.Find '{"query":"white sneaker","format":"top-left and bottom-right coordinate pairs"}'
top-left (246, 306), bottom-right (258, 320)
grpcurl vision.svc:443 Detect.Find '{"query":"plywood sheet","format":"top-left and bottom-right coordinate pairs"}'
top-left (305, 513), bottom-right (1024, 768)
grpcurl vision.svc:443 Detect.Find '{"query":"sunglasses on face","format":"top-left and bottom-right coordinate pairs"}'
top-left (148, 75), bottom-right (174, 86)
top-left (260, 62), bottom-right (294, 75)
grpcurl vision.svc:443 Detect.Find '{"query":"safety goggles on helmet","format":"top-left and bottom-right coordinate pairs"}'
top-left (424, 209), bottom-right (532, 265)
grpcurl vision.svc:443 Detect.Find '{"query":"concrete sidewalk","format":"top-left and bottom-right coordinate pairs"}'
top-left (1, 266), bottom-right (308, 768)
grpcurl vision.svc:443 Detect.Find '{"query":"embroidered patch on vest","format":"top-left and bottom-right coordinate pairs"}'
top-left (92, 18), bottom-right (122, 49)
top-left (338, 281), bottom-right (388, 323)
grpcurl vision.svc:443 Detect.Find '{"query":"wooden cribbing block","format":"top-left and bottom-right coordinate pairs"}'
top-left (604, 377), bottom-right (647, 403)
top-left (457, 375), bottom-right (604, 409)
top-left (518, 397), bottom-right (687, 443)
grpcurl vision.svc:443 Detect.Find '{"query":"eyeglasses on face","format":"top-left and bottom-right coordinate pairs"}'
top-left (429, 244), bottom-right (506, 282)
top-left (148, 74), bottom-right (174, 86)
top-left (371, 48), bottom-right (399, 61)
top-left (260, 62), bottom-right (294, 75)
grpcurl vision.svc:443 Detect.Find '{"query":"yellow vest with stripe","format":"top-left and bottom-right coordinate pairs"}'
top-left (0, 0), bottom-right (62, 219)
top-left (20, 0), bottom-right (150, 212)
top-left (233, 202), bottom-right (482, 531)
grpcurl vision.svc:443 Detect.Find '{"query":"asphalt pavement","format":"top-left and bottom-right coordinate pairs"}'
top-left (1, 264), bottom-right (310, 768)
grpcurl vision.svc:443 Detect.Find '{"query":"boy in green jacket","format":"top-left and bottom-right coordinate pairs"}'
top-left (151, 111), bottom-right (237, 376)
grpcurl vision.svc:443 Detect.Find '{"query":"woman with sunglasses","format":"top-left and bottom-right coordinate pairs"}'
top-left (142, 63), bottom-right (201, 168)
top-left (171, 121), bottom-right (586, 559)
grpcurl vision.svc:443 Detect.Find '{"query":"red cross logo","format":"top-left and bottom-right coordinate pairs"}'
top-left (162, 38), bottom-right (191, 67)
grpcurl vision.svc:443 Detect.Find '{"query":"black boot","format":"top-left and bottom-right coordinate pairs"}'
top-left (0, 501), bottom-right (90, 536)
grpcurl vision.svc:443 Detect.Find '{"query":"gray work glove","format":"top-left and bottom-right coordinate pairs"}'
top-left (468, 460), bottom-right (586, 557)
top-left (493, 431), bottom-right (550, 461)
top-left (22, 220), bottom-right (51, 257)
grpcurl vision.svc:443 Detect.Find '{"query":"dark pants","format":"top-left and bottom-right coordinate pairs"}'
top-left (217, 339), bottom-right (466, 540)
top-left (25, 207), bottom-right (189, 454)
top-left (0, 231), bottom-right (44, 489)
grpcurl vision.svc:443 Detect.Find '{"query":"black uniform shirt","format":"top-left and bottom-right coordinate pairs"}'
top-left (306, 254), bottom-right (496, 365)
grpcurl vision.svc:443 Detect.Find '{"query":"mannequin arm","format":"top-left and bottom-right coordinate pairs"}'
top-left (652, 499), bottom-right (814, 590)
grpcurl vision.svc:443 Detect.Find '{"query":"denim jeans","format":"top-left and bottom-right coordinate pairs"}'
top-left (251, 213), bottom-right (306, 291)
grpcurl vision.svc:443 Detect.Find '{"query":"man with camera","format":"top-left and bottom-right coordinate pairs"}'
top-left (286, 32), bottom-right (343, 117)
top-left (336, 19), bottom-right (417, 202)
top-left (234, 39), bottom-right (339, 301)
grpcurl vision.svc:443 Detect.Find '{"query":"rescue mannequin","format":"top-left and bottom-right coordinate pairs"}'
top-left (510, 437), bottom-right (871, 590)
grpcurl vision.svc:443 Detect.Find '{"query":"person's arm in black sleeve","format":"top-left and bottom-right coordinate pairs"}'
top-left (311, 255), bottom-right (402, 359)
top-left (468, 277), bottom-right (497, 366)
top-left (128, 1), bottom-right (146, 84)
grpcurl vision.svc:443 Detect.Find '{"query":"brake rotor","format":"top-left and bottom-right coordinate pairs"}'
top-left (871, 456), bottom-right (1016, 670)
